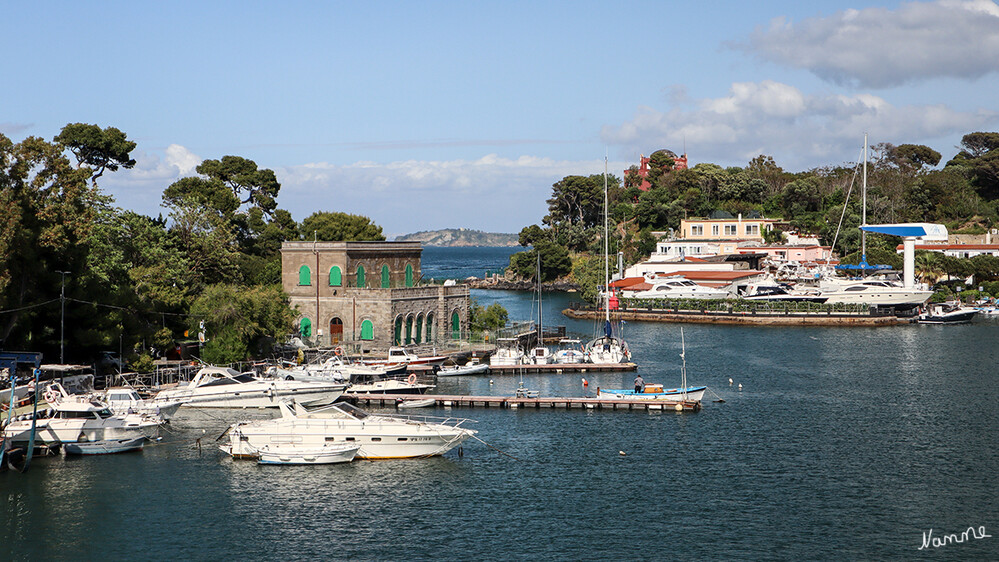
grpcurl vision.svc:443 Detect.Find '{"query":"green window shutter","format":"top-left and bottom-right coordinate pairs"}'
top-left (414, 315), bottom-right (423, 344)
top-left (425, 313), bottom-right (434, 343)
top-left (299, 265), bottom-right (312, 286)
top-left (300, 317), bottom-right (312, 338)
top-left (356, 266), bottom-right (366, 288)
top-left (329, 266), bottom-right (342, 286)
top-left (451, 312), bottom-right (460, 340)
top-left (381, 265), bottom-right (390, 288)
top-left (405, 264), bottom-right (414, 287)
top-left (405, 316), bottom-right (413, 344)
top-left (394, 316), bottom-right (402, 345)
top-left (360, 320), bottom-right (374, 340)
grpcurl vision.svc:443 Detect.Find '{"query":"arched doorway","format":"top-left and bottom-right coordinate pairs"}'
top-left (360, 319), bottom-right (374, 340)
top-left (414, 314), bottom-right (423, 344)
top-left (329, 317), bottom-right (343, 344)
top-left (405, 315), bottom-right (414, 344)
top-left (300, 317), bottom-right (312, 338)
top-left (394, 315), bottom-right (403, 345)
top-left (451, 311), bottom-right (460, 340)
top-left (425, 312), bottom-right (434, 344)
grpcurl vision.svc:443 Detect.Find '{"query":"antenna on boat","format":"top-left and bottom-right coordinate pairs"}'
top-left (861, 133), bottom-right (868, 268)
top-left (604, 152), bottom-right (609, 325)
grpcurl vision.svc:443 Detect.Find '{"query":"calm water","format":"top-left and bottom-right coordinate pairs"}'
top-left (3, 249), bottom-right (998, 560)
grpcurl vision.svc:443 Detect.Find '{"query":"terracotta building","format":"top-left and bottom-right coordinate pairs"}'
top-left (626, 152), bottom-right (689, 191)
top-left (281, 241), bottom-right (470, 350)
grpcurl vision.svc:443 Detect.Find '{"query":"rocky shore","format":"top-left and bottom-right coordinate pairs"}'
top-left (466, 276), bottom-right (579, 292)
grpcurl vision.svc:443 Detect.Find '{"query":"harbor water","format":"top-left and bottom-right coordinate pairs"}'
top-left (3, 248), bottom-right (998, 560)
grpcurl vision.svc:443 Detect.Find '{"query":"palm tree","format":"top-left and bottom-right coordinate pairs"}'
top-left (914, 251), bottom-right (945, 286)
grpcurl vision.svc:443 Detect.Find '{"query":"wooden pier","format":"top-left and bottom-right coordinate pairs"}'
top-left (344, 392), bottom-right (700, 412)
top-left (409, 362), bottom-right (638, 374)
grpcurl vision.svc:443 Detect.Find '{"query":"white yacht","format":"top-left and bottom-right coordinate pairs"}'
top-left (220, 400), bottom-right (477, 460)
top-left (2, 384), bottom-right (161, 446)
top-left (629, 276), bottom-right (731, 300)
top-left (103, 387), bottom-right (183, 420)
top-left (362, 346), bottom-right (448, 367)
top-left (585, 332), bottom-right (631, 364)
top-left (553, 339), bottom-right (586, 364)
top-left (154, 366), bottom-right (345, 408)
top-left (816, 277), bottom-right (932, 308)
top-left (489, 338), bottom-right (526, 366)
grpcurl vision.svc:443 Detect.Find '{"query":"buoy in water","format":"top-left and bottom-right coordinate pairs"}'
top-left (581, 378), bottom-right (588, 386)
top-left (674, 403), bottom-right (684, 412)
top-left (738, 383), bottom-right (743, 391)
top-left (619, 450), bottom-right (626, 456)
top-left (489, 379), bottom-right (494, 384)
top-left (729, 378), bottom-right (733, 385)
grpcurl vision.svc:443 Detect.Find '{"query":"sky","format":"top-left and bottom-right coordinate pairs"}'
top-left (3, 0), bottom-right (999, 237)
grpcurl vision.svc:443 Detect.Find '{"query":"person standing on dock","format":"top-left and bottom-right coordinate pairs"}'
top-left (634, 374), bottom-right (644, 394)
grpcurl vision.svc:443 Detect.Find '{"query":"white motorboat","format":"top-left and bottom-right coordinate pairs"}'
top-left (220, 401), bottom-right (476, 460)
top-left (918, 301), bottom-right (978, 324)
top-left (271, 351), bottom-right (407, 383)
top-left (154, 366), bottom-right (345, 408)
top-left (553, 339), bottom-right (586, 364)
top-left (63, 436), bottom-right (146, 455)
top-left (435, 362), bottom-right (489, 376)
top-left (817, 278), bottom-right (932, 308)
top-left (362, 346), bottom-right (448, 367)
top-left (490, 338), bottom-right (526, 366)
top-left (256, 442), bottom-right (360, 465)
top-left (346, 372), bottom-right (435, 395)
top-left (2, 384), bottom-right (161, 446)
top-left (629, 276), bottom-right (731, 300)
top-left (597, 328), bottom-right (704, 402)
top-left (395, 397), bottom-right (436, 409)
top-left (103, 387), bottom-right (183, 420)
top-left (740, 282), bottom-right (827, 303)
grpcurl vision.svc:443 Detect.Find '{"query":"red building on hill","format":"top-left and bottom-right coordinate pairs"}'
top-left (626, 152), bottom-right (689, 191)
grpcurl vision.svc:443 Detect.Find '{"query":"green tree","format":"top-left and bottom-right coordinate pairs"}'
top-left (54, 123), bottom-right (136, 185)
top-left (190, 284), bottom-right (295, 363)
top-left (300, 211), bottom-right (385, 241)
top-left (196, 155), bottom-right (282, 216)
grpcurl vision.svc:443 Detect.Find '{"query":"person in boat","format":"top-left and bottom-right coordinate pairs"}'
top-left (634, 374), bottom-right (644, 394)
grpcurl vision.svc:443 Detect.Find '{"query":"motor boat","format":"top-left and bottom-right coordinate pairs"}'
top-left (740, 282), bottom-right (827, 303)
top-left (1, 383), bottom-right (161, 447)
top-left (489, 338), bottom-right (526, 366)
top-left (345, 370), bottom-right (435, 394)
top-left (103, 387), bottom-right (183, 420)
top-left (395, 397), bottom-right (436, 409)
top-left (63, 436), bottom-right (146, 455)
top-left (553, 339), bottom-right (586, 364)
top-left (256, 442), bottom-right (360, 465)
top-left (154, 366), bottom-right (345, 408)
top-left (270, 353), bottom-right (407, 383)
top-left (435, 362), bottom-right (489, 376)
top-left (628, 275), bottom-right (731, 300)
top-left (361, 346), bottom-right (448, 367)
top-left (220, 400), bottom-right (477, 460)
top-left (527, 345), bottom-right (554, 364)
top-left (815, 277), bottom-right (933, 309)
top-left (918, 301), bottom-right (978, 324)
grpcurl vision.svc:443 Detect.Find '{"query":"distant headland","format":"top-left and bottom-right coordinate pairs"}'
top-left (394, 228), bottom-right (519, 247)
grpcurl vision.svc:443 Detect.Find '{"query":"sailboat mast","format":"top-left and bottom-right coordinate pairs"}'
top-left (861, 133), bottom-right (867, 262)
top-left (603, 155), bottom-right (609, 323)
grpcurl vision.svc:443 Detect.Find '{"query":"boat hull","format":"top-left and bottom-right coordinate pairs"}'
top-left (2, 417), bottom-right (160, 446)
top-left (161, 387), bottom-right (343, 409)
top-left (256, 443), bottom-right (359, 465)
top-left (598, 386), bottom-right (707, 402)
top-left (64, 437), bottom-right (145, 455)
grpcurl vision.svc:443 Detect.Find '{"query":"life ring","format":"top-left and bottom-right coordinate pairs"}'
top-left (43, 389), bottom-right (59, 403)
top-left (407, 373), bottom-right (417, 385)
top-left (334, 347), bottom-right (344, 356)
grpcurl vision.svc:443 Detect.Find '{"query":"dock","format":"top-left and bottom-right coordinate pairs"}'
top-left (344, 392), bottom-right (700, 412)
top-left (563, 307), bottom-right (912, 326)
top-left (409, 362), bottom-right (638, 374)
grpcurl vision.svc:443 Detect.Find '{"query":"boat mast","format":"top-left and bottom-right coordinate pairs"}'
top-left (680, 327), bottom-right (687, 398)
top-left (603, 155), bottom-right (609, 324)
top-left (861, 133), bottom-right (867, 266)
top-left (537, 251), bottom-right (543, 348)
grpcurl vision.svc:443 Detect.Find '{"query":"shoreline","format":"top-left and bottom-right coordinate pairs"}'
top-left (562, 307), bottom-right (912, 326)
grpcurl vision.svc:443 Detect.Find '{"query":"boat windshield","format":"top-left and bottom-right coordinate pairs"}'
top-left (334, 402), bottom-right (369, 420)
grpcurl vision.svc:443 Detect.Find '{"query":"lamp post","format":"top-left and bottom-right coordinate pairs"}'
top-left (56, 271), bottom-right (69, 364)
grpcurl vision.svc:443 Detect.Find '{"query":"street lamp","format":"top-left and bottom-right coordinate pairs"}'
top-left (56, 271), bottom-right (69, 364)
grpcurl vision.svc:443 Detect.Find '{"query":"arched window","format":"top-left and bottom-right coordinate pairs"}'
top-left (329, 266), bottom-right (342, 286)
top-left (360, 319), bottom-right (374, 340)
top-left (405, 264), bottom-right (414, 287)
top-left (300, 317), bottom-right (312, 338)
top-left (414, 314), bottom-right (423, 344)
top-left (451, 311), bottom-right (460, 340)
top-left (299, 265), bottom-right (312, 286)
top-left (381, 265), bottom-right (390, 288)
top-left (405, 315), bottom-right (414, 344)
top-left (394, 316), bottom-right (403, 345)
top-left (356, 265), bottom-right (366, 288)
top-left (425, 312), bottom-right (434, 343)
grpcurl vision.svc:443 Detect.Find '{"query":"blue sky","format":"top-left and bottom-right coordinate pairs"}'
top-left (3, 1), bottom-right (998, 236)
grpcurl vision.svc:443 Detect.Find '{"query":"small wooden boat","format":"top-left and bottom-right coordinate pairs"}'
top-left (435, 363), bottom-right (489, 377)
top-left (256, 442), bottom-right (360, 465)
top-left (395, 397), bottom-right (436, 409)
top-left (63, 437), bottom-right (146, 455)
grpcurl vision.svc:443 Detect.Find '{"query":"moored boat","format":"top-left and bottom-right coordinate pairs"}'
top-left (256, 442), bottom-right (360, 465)
top-left (918, 301), bottom-right (978, 324)
top-left (154, 366), bottom-right (345, 408)
top-left (63, 436), bottom-right (145, 455)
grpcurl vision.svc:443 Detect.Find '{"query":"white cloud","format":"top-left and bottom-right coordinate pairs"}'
top-left (601, 80), bottom-right (998, 169)
top-left (164, 144), bottom-right (201, 175)
top-left (740, 0), bottom-right (999, 88)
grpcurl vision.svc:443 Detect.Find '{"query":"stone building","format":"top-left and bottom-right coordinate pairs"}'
top-left (281, 241), bottom-right (470, 350)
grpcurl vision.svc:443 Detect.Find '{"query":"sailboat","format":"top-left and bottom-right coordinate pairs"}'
top-left (817, 134), bottom-right (933, 309)
top-left (585, 156), bottom-right (632, 364)
top-left (528, 252), bottom-right (554, 364)
top-left (597, 327), bottom-right (705, 402)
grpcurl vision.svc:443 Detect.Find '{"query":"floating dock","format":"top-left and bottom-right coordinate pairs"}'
top-left (344, 392), bottom-right (700, 412)
top-left (563, 308), bottom-right (912, 326)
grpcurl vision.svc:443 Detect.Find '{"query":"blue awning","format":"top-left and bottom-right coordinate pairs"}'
top-left (860, 224), bottom-right (927, 237)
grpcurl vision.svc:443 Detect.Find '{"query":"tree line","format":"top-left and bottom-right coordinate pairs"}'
top-left (0, 124), bottom-right (384, 369)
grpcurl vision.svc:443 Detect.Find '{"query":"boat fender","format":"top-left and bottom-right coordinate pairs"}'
top-left (266, 387), bottom-right (275, 398)
top-left (285, 375), bottom-right (294, 381)
top-left (581, 378), bottom-right (588, 386)
top-left (407, 373), bottom-right (417, 385)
